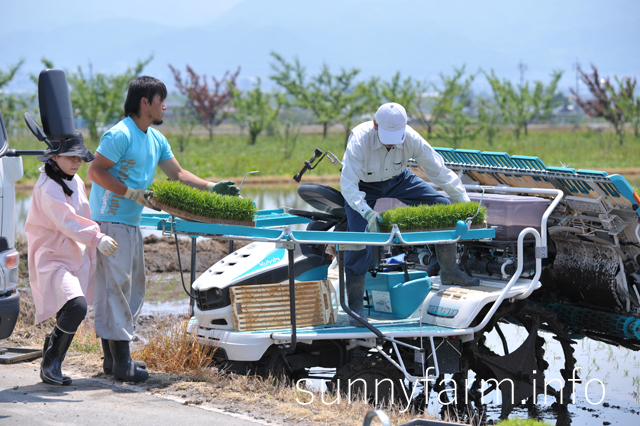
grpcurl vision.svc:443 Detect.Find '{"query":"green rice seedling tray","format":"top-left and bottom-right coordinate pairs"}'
top-left (148, 197), bottom-right (256, 227)
top-left (380, 201), bottom-right (487, 233)
top-left (149, 181), bottom-right (257, 227)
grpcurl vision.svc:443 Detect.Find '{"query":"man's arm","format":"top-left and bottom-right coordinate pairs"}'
top-left (87, 153), bottom-right (127, 195)
top-left (411, 135), bottom-right (469, 203)
top-left (158, 157), bottom-right (210, 190)
top-left (340, 136), bottom-right (371, 216)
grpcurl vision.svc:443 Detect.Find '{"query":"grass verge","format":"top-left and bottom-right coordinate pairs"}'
top-left (12, 127), bottom-right (640, 184)
top-left (128, 314), bottom-right (461, 425)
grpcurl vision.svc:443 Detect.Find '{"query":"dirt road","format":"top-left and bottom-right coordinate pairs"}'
top-left (0, 358), bottom-right (282, 426)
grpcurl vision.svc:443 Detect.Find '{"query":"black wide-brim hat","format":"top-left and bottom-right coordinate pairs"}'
top-left (37, 130), bottom-right (95, 162)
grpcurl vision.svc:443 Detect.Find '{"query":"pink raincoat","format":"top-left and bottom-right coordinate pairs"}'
top-left (25, 171), bottom-right (104, 324)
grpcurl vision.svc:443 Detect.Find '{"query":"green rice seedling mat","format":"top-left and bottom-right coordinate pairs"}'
top-left (381, 201), bottom-right (487, 233)
top-left (393, 223), bottom-right (488, 233)
top-left (149, 181), bottom-right (257, 227)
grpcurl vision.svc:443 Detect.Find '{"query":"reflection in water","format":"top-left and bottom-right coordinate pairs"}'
top-left (16, 192), bottom-right (31, 237)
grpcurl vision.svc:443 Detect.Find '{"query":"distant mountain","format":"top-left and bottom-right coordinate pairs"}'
top-left (2, 0), bottom-right (639, 94)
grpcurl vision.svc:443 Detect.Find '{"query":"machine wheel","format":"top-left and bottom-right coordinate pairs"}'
top-left (334, 352), bottom-right (410, 407)
top-left (245, 347), bottom-right (297, 384)
top-left (462, 301), bottom-right (577, 419)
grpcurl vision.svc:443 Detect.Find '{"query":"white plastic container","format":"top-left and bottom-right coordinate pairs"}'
top-left (467, 192), bottom-right (550, 240)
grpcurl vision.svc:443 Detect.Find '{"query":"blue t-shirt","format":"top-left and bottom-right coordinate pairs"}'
top-left (89, 117), bottom-right (174, 226)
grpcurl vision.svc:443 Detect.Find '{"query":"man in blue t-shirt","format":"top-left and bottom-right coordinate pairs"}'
top-left (87, 76), bottom-right (238, 383)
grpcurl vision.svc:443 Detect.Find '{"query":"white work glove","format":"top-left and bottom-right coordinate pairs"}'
top-left (98, 235), bottom-right (118, 256)
top-left (125, 187), bottom-right (155, 209)
top-left (363, 210), bottom-right (383, 233)
top-left (206, 181), bottom-right (240, 196)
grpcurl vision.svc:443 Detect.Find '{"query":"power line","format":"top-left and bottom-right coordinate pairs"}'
top-left (517, 59), bottom-right (528, 86)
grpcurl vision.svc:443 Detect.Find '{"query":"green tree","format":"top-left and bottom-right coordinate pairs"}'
top-left (486, 69), bottom-right (563, 139)
top-left (334, 78), bottom-right (378, 146)
top-left (380, 71), bottom-right (428, 131)
top-left (476, 97), bottom-right (501, 145)
top-left (170, 103), bottom-right (197, 152)
top-left (0, 59), bottom-right (31, 130)
top-left (434, 72), bottom-right (480, 149)
top-left (231, 78), bottom-right (284, 145)
top-left (421, 66), bottom-right (470, 136)
top-left (611, 75), bottom-right (639, 139)
top-left (68, 56), bottom-right (152, 142)
top-left (275, 111), bottom-right (302, 160)
top-left (270, 52), bottom-right (361, 139)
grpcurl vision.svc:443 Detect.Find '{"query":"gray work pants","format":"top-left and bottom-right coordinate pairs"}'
top-left (93, 222), bottom-right (146, 341)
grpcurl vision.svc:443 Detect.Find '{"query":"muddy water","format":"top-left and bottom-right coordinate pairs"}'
top-left (15, 185), bottom-right (640, 424)
top-left (460, 324), bottom-right (640, 425)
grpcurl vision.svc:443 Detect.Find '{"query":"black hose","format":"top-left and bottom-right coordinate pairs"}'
top-left (174, 233), bottom-right (198, 300)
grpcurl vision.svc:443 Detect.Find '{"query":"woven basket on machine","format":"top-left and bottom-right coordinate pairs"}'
top-left (148, 197), bottom-right (256, 227)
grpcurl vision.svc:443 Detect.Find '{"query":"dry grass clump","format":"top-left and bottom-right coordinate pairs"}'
top-left (131, 318), bottom-right (218, 380)
top-left (381, 201), bottom-right (486, 232)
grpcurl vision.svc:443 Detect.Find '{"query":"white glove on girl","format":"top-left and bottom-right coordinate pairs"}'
top-left (98, 235), bottom-right (118, 256)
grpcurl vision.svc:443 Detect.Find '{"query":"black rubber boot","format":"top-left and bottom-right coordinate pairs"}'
top-left (102, 338), bottom-right (146, 375)
top-left (40, 326), bottom-right (74, 386)
top-left (436, 243), bottom-right (480, 286)
top-left (346, 275), bottom-right (367, 326)
top-left (425, 251), bottom-right (440, 277)
top-left (42, 334), bottom-right (72, 385)
top-left (108, 340), bottom-right (149, 383)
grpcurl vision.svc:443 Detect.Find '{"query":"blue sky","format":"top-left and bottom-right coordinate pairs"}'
top-left (2, 0), bottom-right (639, 94)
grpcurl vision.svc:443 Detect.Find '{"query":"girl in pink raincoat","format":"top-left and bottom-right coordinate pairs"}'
top-left (25, 131), bottom-right (118, 386)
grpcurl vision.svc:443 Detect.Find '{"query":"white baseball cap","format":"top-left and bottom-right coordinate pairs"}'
top-left (375, 102), bottom-right (407, 145)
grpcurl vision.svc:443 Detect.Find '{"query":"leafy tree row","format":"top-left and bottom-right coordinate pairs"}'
top-left (170, 53), bottom-right (569, 149)
top-left (1, 54), bottom-right (638, 151)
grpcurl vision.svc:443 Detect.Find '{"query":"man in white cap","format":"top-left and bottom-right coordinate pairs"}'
top-left (340, 102), bottom-right (478, 325)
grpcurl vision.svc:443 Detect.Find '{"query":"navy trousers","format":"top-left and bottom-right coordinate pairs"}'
top-left (344, 169), bottom-right (451, 276)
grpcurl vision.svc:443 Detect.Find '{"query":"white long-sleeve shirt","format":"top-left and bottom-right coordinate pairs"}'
top-left (340, 121), bottom-right (470, 216)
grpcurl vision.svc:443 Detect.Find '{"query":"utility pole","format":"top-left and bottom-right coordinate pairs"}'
top-left (517, 59), bottom-right (528, 86)
top-left (572, 59), bottom-right (580, 128)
